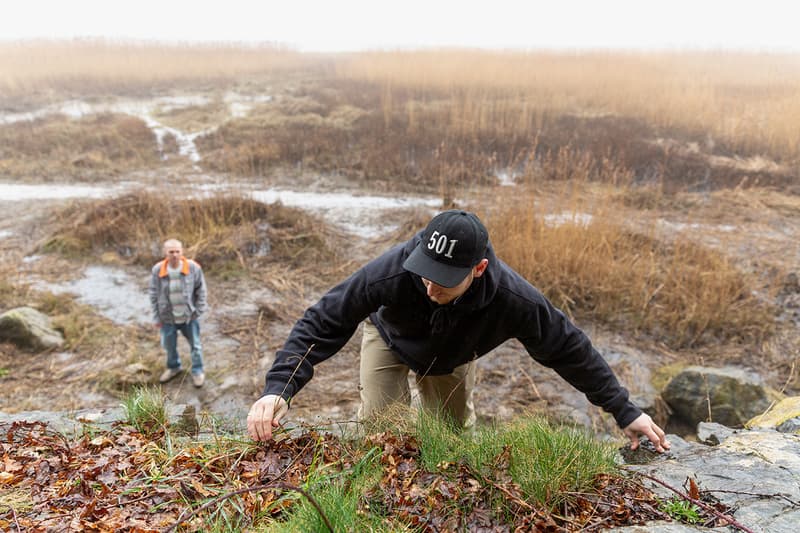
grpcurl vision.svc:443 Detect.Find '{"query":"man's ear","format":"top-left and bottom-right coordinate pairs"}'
top-left (473, 258), bottom-right (489, 278)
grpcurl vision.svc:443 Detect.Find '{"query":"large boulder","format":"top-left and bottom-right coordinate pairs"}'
top-left (0, 306), bottom-right (65, 351)
top-left (661, 365), bottom-right (777, 427)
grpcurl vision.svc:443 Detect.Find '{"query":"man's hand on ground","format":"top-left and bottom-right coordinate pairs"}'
top-left (247, 394), bottom-right (289, 441)
top-left (623, 413), bottom-right (670, 453)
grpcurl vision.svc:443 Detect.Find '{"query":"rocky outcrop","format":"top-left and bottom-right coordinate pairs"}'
top-left (661, 365), bottom-right (779, 428)
top-left (616, 420), bottom-right (800, 533)
top-left (0, 306), bottom-right (64, 351)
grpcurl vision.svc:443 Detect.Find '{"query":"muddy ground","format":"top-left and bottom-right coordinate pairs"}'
top-left (1, 96), bottom-right (799, 444)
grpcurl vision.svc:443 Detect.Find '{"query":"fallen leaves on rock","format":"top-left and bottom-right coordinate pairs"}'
top-left (0, 421), bottom-right (727, 531)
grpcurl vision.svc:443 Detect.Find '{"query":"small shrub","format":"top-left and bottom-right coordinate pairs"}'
top-left (659, 497), bottom-right (701, 524)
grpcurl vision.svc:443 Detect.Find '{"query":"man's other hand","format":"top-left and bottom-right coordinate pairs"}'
top-left (623, 413), bottom-right (670, 453)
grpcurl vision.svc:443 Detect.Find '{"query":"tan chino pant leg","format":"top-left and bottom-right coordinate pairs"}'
top-left (358, 320), bottom-right (411, 420)
top-left (359, 320), bottom-right (477, 428)
top-left (416, 360), bottom-right (477, 428)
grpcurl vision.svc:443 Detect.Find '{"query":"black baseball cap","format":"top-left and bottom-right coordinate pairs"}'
top-left (403, 210), bottom-right (489, 288)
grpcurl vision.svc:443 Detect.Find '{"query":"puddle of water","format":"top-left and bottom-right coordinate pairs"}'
top-left (37, 265), bottom-right (151, 326)
top-left (250, 188), bottom-right (442, 236)
top-left (224, 92), bottom-right (273, 118)
top-left (543, 212), bottom-right (594, 227)
top-left (0, 183), bottom-right (116, 201)
top-left (658, 220), bottom-right (736, 233)
top-left (496, 170), bottom-right (518, 186)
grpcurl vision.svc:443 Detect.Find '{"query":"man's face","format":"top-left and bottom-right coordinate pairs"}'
top-left (165, 244), bottom-right (183, 267)
top-left (421, 273), bottom-right (473, 305)
top-left (420, 259), bottom-right (488, 305)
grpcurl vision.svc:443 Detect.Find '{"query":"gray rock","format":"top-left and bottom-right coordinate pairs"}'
top-left (626, 429), bottom-right (800, 533)
top-left (696, 421), bottom-right (735, 445)
top-left (662, 365), bottom-right (775, 427)
top-left (777, 417), bottom-right (800, 434)
top-left (0, 306), bottom-right (65, 351)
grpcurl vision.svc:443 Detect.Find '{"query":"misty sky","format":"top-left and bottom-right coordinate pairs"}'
top-left (3, 0), bottom-right (799, 52)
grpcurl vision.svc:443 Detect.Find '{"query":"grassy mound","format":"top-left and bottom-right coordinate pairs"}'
top-left (0, 113), bottom-right (163, 180)
top-left (39, 191), bottom-right (340, 275)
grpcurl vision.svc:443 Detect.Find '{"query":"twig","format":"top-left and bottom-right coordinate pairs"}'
top-left (10, 506), bottom-right (21, 533)
top-left (485, 479), bottom-right (533, 511)
top-left (518, 364), bottom-right (543, 400)
top-left (627, 469), bottom-right (755, 533)
top-left (164, 481), bottom-right (333, 533)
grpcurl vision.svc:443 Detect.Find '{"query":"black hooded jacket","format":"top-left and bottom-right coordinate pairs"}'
top-left (263, 231), bottom-right (642, 428)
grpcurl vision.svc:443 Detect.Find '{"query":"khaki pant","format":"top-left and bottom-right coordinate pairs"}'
top-left (358, 320), bottom-right (476, 427)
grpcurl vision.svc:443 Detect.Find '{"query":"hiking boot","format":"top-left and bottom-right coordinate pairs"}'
top-left (192, 372), bottom-right (205, 388)
top-left (159, 367), bottom-right (182, 383)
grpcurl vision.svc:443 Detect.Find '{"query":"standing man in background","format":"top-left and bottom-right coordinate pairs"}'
top-left (149, 238), bottom-right (207, 387)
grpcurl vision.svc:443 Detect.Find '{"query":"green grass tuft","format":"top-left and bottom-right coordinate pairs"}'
top-left (121, 385), bottom-right (167, 435)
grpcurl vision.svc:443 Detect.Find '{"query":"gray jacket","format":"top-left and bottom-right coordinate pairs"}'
top-left (148, 258), bottom-right (207, 324)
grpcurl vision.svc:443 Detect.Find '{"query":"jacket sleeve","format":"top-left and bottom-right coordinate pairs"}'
top-left (518, 296), bottom-right (642, 428)
top-left (263, 266), bottom-right (379, 401)
top-left (192, 263), bottom-right (208, 316)
top-left (148, 266), bottom-right (160, 323)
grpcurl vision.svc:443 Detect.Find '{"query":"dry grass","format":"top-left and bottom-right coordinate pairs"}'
top-left (337, 50), bottom-right (800, 164)
top-left (486, 188), bottom-right (775, 348)
top-left (39, 192), bottom-right (343, 275)
top-left (151, 99), bottom-right (230, 132)
top-left (0, 113), bottom-right (162, 180)
top-left (198, 75), bottom-right (795, 192)
top-left (0, 39), bottom-right (319, 108)
top-left (3, 42), bottom-right (797, 192)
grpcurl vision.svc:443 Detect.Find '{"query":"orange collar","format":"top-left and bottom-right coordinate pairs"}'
top-left (158, 257), bottom-right (190, 277)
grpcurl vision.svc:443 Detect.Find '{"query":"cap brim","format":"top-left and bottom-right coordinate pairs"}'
top-left (402, 245), bottom-right (473, 288)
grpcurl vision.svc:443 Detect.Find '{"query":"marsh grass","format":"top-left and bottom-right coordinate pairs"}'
top-left (338, 50), bottom-right (800, 164)
top-left (198, 75), bottom-right (792, 192)
top-left (3, 43), bottom-right (797, 191)
top-left (0, 113), bottom-right (163, 180)
top-left (152, 99), bottom-right (231, 132)
top-left (0, 40), bottom-right (317, 108)
top-left (40, 191), bottom-right (341, 274)
top-left (487, 189), bottom-right (774, 348)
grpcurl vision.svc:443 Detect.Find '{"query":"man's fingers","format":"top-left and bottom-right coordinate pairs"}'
top-left (247, 395), bottom-right (288, 441)
top-left (623, 413), bottom-right (671, 453)
top-left (247, 402), bottom-right (274, 441)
